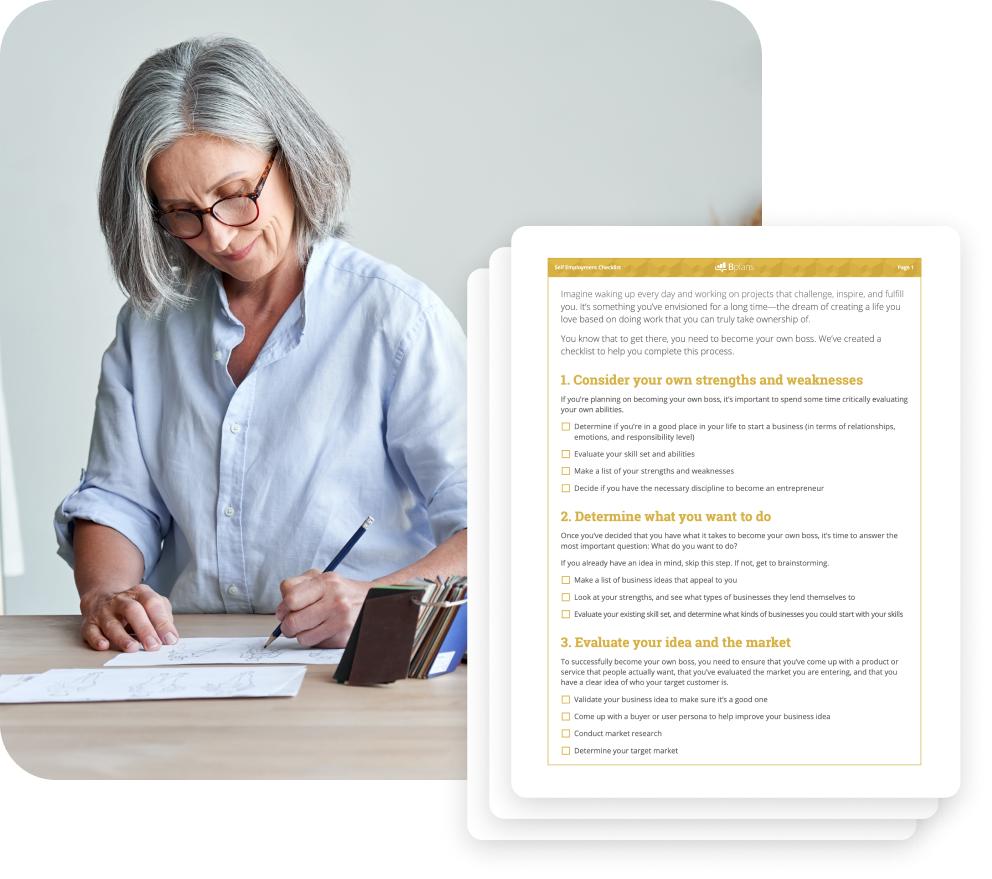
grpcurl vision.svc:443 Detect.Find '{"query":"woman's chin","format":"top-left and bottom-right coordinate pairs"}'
top-left (215, 256), bottom-right (270, 285)
top-left (221, 263), bottom-right (261, 283)
top-left (212, 245), bottom-right (293, 288)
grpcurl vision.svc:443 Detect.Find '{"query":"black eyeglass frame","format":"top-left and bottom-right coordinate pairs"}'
top-left (152, 146), bottom-right (280, 240)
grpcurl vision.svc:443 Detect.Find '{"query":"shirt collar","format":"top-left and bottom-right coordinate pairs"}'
top-left (300, 237), bottom-right (342, 334)
top-left (211, 270), bottom-right (306, 336)
top-left (211, 270), bottom-right (304, 371)
top-left (211, 238), bottom-right (340, 337)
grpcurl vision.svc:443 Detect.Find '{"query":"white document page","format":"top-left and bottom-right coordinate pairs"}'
top-left (466, 250), bottom-right (927, 839)
top-left (0, 674), bottom-right (36, 695)
top-left (0, 666), bottom-right (306, 703)
top-left (104, 637), bottom-right (344, 667)
top-left (509, 227), bottom-right (959, 800)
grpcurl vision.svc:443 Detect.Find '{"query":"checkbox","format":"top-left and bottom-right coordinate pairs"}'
top-left (562, 576), bottom-right (570, 584)
top-left (561, 610), bottom-right (570, 619)
top-left (561, 466), bottom-right (570, 476)
top-left (561, 747), bottom-right (570, 756)
top-left (562, 729), bottom-right (570, 738)
top-left (562, 695), bottom-right (570, 704)
top-left (562, 450), bottom-right (570, 458)
top-left (561, 712), bottom-right (570, 721)
top-left (561, 422), bottom-right (570, 431)
top-left (561, 484), bottom-right (570, 493)
top-left (562, 592), bottom-right (570, 601)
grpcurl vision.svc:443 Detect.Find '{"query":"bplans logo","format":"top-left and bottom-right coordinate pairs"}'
top-left (714, 261), bottom-right (728, 272)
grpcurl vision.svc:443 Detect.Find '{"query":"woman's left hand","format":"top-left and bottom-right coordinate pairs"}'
top-left (275, 570), bottom-right (373, 647)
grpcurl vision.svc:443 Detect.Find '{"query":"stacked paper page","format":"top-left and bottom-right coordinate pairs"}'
top-left (103, 637), bottom-right (344, 666)
top-left (468, 250), bottom-right (922, 839)
top-left (0, 667), bottom-right (306, 703)
top-left (467, 227), bottom-right (960, 840)
top-left (0, 674), bottom-right (37, 695)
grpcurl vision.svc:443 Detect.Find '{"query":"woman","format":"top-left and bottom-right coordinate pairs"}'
top-left (54, 36), bottom-right (467, 653)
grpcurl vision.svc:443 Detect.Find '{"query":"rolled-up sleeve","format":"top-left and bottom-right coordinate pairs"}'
top-left (54, 308), bottom-right (172, 580)
top-left (385, 304), bottom-right (468, 546)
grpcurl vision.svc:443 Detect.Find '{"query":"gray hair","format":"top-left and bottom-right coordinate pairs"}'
top-left (98, 35), bottom-right (350, 317)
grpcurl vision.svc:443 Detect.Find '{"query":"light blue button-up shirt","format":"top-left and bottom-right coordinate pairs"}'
top-left (54, 238), bottom-right (467, 614)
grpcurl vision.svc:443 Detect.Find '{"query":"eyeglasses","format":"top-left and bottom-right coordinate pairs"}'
top-left (153, 147), bottom-right (280, 240)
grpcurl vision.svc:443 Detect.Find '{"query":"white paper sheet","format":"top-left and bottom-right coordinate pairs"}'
top-left (466, 250), bottom-right (936, 840)
top-left (103, 636), bottom-right (344, 667)
top-left (0, 674), bottom-right (36, 695)
top-left (508, 227), bottom-right (959, 798)
top-left (0, 666), bottom-right (306, 703)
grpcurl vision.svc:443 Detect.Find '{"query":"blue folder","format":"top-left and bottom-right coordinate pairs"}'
top-left (425, 600), bottom-right (468, 678)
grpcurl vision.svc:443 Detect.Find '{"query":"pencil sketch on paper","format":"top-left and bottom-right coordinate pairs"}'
top-left (167, 640), bottom-right (227, 662)
top-left (128, 672), bottom-right (189, 696)
top-left (46, 671), bottom-right (103, 697)
top-left (240, 642), bottom-right (283, 661)
top-left (103, 637), bottom-right (344, 667)
top-left (0, 667), bottom-right (307, 703)
top-left (0, 674), bottom-right (37, 696)
top-left (202, 671), bottom-right (256, 695)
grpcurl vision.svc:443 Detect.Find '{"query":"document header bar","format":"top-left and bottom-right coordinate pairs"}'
top-left (548, 258), bottom-right (922, 278)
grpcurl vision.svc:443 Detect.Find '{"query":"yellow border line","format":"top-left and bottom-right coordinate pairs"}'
top-left (544, 261), bottom-right (924, 768)
top-left (920, 268), bottom-right (924, 765)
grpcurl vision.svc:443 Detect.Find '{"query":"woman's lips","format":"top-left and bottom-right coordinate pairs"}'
top-left (220, 237), bottom-right (257, 262)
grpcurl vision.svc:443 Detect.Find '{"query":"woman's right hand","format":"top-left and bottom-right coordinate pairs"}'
top-left (80, 584), bottom-right (179, 652)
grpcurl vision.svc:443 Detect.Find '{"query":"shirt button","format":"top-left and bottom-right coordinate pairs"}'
top-left (224, 506), bottom-right (235, 517)
top-left (214, 350), bottom-right (222, 360)
top-left (230, 423), bottom-right (241, 433)
top-left (228, 586), bottom-right (239, 596)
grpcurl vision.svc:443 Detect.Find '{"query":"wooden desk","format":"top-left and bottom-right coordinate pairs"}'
top-left (0, 615), bottom-right (466, 780)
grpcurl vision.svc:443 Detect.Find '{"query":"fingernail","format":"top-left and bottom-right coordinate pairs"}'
top-left (125, 642), bottom-right (139, 652)
top-left (164, 632), bottom-right (177, 645)
top-left (145, 638), bottom-right (160, 650)
top-left (276, 610), bottom-right (285, 621)
top-left (98, 640), bottom-right (109, 650)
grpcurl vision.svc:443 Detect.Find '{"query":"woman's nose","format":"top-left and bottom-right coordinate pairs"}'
top-left (200, 213), bottom-right (240, 251)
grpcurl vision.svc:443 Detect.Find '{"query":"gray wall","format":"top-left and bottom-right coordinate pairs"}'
top-left (0, 0), bottom-right (760, 613)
